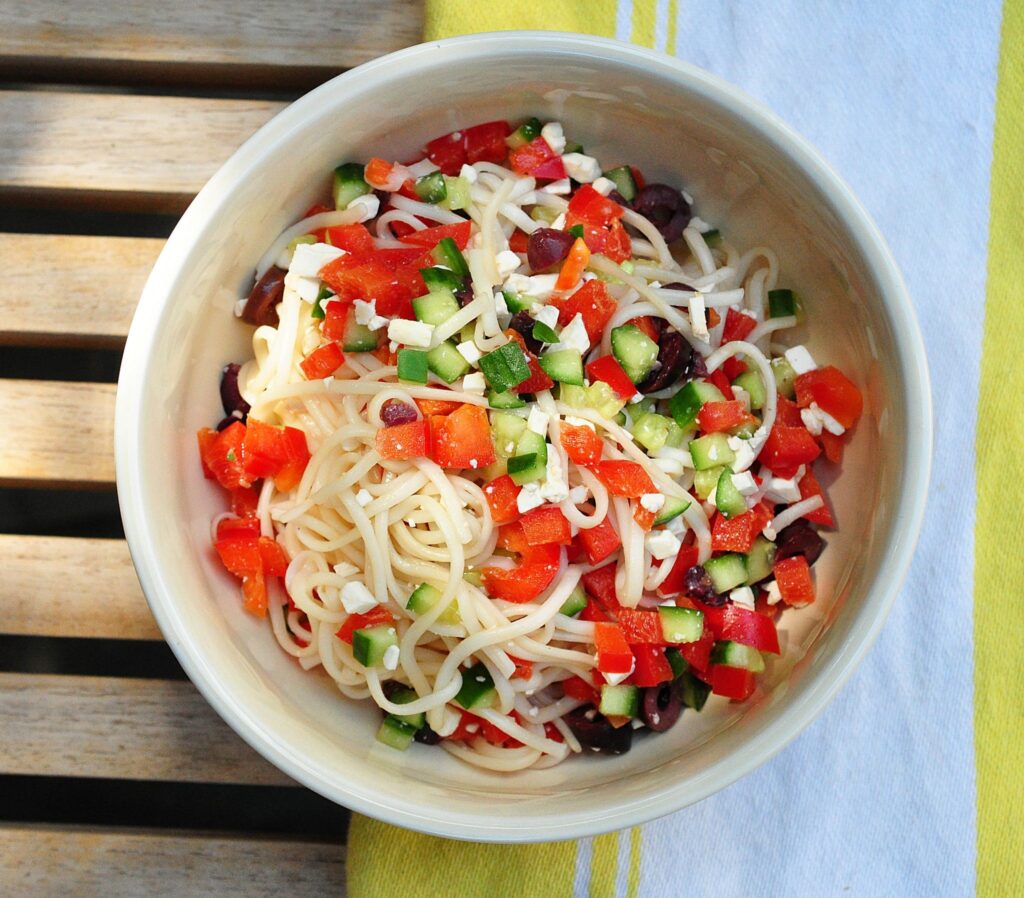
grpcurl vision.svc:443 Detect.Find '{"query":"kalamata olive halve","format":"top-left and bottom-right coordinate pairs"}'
top-left (633, 183), bottom-right (691, 243)
top-left (242, 265), bottom-right (287, 327)
top-left (414, 726), bottom-right (441, 745)
top-left (507, 311), bottom-right (544, 356)
top-left (641, 682), bottom-right (683, 732)
top-left (565, 708), bottom-right (634, 755)
top-left (775, 519), bottom-right (826, 566)
top-left (638, 329), bottom-right (687, 393)
top-left (684, 565), bottom-right (726, 605)
top-left (380, 400), bottom-right (419, 427)
top-left (527, 228), bottom-right (575, 272)
top-left (219, 362), bottom-right (250, 421)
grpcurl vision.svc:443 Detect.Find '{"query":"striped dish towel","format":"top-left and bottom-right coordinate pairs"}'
top-left (347, 2), bottom-right (1023, 895)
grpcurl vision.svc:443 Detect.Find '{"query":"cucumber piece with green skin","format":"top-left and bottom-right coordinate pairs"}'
top-left (654, 495), bottom-right (691, 526)
top-left (768, 288), bottom-right (803, 320)
top-left (490, 411), bottom-right (528, 457)
top-left (568, 223), bottom-right (585, 240)
top-left (352, 625), bottom-right (399, 667)
top-left (599, 684), bottom-right (639, 718)
top-left (744, 537), bottom-right (776, 586)
top-left (558, 383), bottom-right (588, 408)
top-left (585, 381), bottom-right (626, 419)
top-left (508, 431), bottom-right (547, 484)
top-left (732, 369), bottom-right (766, 410)
top-left (532, 321), bottom-right (559, 344)
top-left (396, 348), bottom-right (429, 384)
top-left (631, 412), bottom-right (671, 452)
top-left (479, 458), bottom-right (507, 481)
top-left (658, 606), bottom-right (704, 644)
top-left (538, 349), bottom-right (584, 385)
top-left (602, 166), bottom-right (638, 202)
top-left (311, 284), bottom-right (333, 319)
top-left (703, 553), bottom-right (748, 594)
top-left (488, 389), bottom-right (526, 409)
top-left (479, 341), bottom-right (531, 392)
top-left (502, 289), bottom-right (532, 313)
top-left (420, 266), bottom-right (464, 293)
top-left (694, 466), bottom-right (725, 500)
top-left (771, 356), bottom-right (798, 399)
top-left (406, 582), bottom-right (460, 627)
top-left (506, 117), bottom-right (542, 149)
top-left (426, 341), bottom-right (470, 383)
top-left (376, 715), bottom-right (417, 751)
top-left (610, 324), bottom-right (659, 384)
top-left (441, 176), bottom-right (471, 211)
top-left (455, 661), bottom-right (496, 710)
top-left (432, 237), bottom-right (470, 278)
top-left (665, 647), bottom-right (689, 679)
top-left (689, 433), bottom-right (736, 471)
top-left (385, 684), bottom-right (427, 729)
top-left (563, 140), bottom-right (584, 154)
top-left (333, 162), bottom-right (370, 210)
top-left (559, 585), bottom-right (588, 618)
top-left (414, 171), bottom-right (447, 204)
top-left (711, 640), bottom-right (765, 674)
top-left (412, 290), bottom-right (460, 326)
top-left (678, 671), bottom-right (711, 710)
top-left (702, 229), bottom-right (722, 247)
top-left (663, 419), bottom-right (689, 448)
top-left (669, 380), bottom-right (727, 428)
top-left (715, 468), bottom-right (747, 519)
top-left (342, 311), bottom-right (380, 352)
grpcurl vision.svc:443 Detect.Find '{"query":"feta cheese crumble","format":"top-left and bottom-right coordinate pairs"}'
top-left (591, 176), bottom-right (616, 196)
top-left (729, 586), bottom-right (756, 610)
top-left (461, 371), bottom-right (486, 393)
top-left (340, 582), bottom-right (377, 614)
top-left (645, 529), bottom-right (682, 560)
top-left (387, 318), bottom-right (434, 348)
top-left (516, 483), bottom-right (546, 513)
top-left (540, 122), bottom-right (566, 154)
top-left (550, 313), bottom-right (590, 354)
top-left (561, 153), bottom-right (601, 183)
top-left (639, 493), bottom-right (665, 513)
top-left (784, 344), bottom-right (817, 375)
top-left (456, 340), bottom-right (482, 365)
top-left (527, 406), bottom-right (550, 435)
top-left (382, 644), bottom-right (401, 671)
top-left (689, 292), bottom-right (709, 341)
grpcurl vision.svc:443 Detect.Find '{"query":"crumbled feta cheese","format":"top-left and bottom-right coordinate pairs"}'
top-left (645, 529), bottom-right (682, 560)
top-left (592, 176), bottom-right (616, 196)
top-left (801, 402), bottom-right (846, 436)
top-left (340, 581), bottom-right (377, 614)
top-left (540, 122), bottom-right (565, 154)
top-left (539, 447), bottom-right (569, 502)
top-left (732, 385), bottom-right (751, 411)
top-left (527, 406), bottom-right (550, 435)
top-left (541, 178), bottom-right (571, 195)
top-left (459, 163), bottom-right (478, 183)
top-left (234, 297), bottom-right (248, 318)
top-left (690, 216), bottom-right (715, 233)
top-left (354, 299), bottom-right (377, 326)
top-left (762, 469), bottom-right (804, 504)
top-left (456, 340), bottom-right (482, 365)
top-left (516, 483), bottom-right (546, 513)
top-left (682, 189), bottom-right (695, 205)
top-left (382, 644), bottom-right (401, 671)
top-left (666, 512), bottom-right (689, 536)
top-left (729, 586), bottom-right (756, 609)
top-left (495, 249), bottom-right (521, 278)
top-left (568, 485), bottom-right (590, 504)
top-left (765, 580), bottom-right (782, 605)
top-left (604, 659), bottom-right (635, 686)
top-left (561, 153), bottom-right (601, 183)
top-left (689, 293), bottom-right (709, 341)
top-left (462, 371), bottom-right (486, 393)
top-left (288, 242), bottom-right (345, 278)
top-left (640, 493), bottom-right (665, 513)
top-left (784, 344), bottom-right (818, 375)
top-left (504, 273), bottom-right (559, 301)
top-left (355, 488), bottom-right (373, 507)
top-left (564, 415), bottom-right (595, 431)
top-left (551, 212), bottom-right (567, 230)
top-left (387, 318), bottom-right (434, 348)
top-left (730, 471), bottom-right (758, 496)
top-left (727, 436), bottom-right (755, 473)
top-left (551, 313), bottom-right (590, 354)
top-left (347, 193), bottom-right (380, 222)
top-left (533, 304), bottom-right (559, 329)
top-left (493, 290), bottom-right (509, 316)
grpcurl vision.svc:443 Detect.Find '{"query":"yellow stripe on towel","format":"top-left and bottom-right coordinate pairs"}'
top-left (424, 0), bottom-right (619, 41)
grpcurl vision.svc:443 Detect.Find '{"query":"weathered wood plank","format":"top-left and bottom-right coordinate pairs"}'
top-left (0, 380), bottom-right (115, 487)
top-left (0, 825), bottom-right (346, 897)
top-left (0, 673), bottom-right (294, 786)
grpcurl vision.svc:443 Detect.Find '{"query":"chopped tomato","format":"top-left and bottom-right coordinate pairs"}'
top-left (520, 505), bottom-right (572, 546)
top-left (709, 665), bottom-right (756, 700)
top-left (820, 430), bottom-right (845, 464)
top-left (200, 421), bottom-right (251, 491)
top-left (555, 237), bottom-right (590, 291)
top-left (721, 308), bottom-right (758, 343)
top-left (375, 419), bottom-right (430, 460)
top-left (480, 543), bottom-right (560, 603)
top-left (773, 555), bottom-right (816, 606)
top-left (483, 475), bottom-right (521, 525)
top-left (509, 136), bottom-right (566, 180)
top-left (798, 467), bottom-right (835, 526)
top-left (707, 368), bottom-right (734, 400)
top-left (562, 675), bottom-right (599, 704)
top-left (414, 397), bottom-right (463, 416)
top-left (656, 543), bottom-right (700, 596)
top-left (549, 279), bottom-right (618, 342)
top-left (759, 424), bottom-right (821, 479)
top-left (581, 562), bottom-right (619, 606)
top-left (560, 423), bottom-right (603, 466)
top-left (510, 656), bottom-right (534, 680)
top-left (795, 366), bottom-right (863, 429)
top-left (300, 342), bottom-right (345, 380)
top-left (586, 355), bottom-right (636, 400)
top-left (630, 646), bottom-right (674, 687)
top-left (430, 403), bottom-right (496, 470)
top-left (336, 606), bottom-right (395, 644)
top-left (593, 461), bottom-right (656, 498)
top-left (593, 622), bottom-right (634, 674)
top-left (617, 608), bottom-right (665, 645)
top-left (398, 220), bottom-right (473, 251)
top-left (577, 516), bottom-right (621, 565)
top-left (701, 604), bottom-right (780, 654)
top-left (364, 157), bottom-right (396, 190)
top-left (463, 120), bottom-right (512, 164)
top-left (697, 400), bottom-right (758, 434)
top-left (678, 627), bottom-right (714, 673)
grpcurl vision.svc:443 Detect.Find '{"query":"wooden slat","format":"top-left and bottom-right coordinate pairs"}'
top-left (0, 380), bottom-right (115, 487)
top-left (0, 234), bottom-right (160, 347)
top-left (0, 825), bottom-right (346, 896)
top-left (0, 90), bottom-right (284, 210)
top-left (0, 672), bottom-right (294, 786)
top-left (0, 536), bottom-right (158, 640)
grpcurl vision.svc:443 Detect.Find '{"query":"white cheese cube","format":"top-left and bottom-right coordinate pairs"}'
top-left (727, 436), bottom-right (755, 473)
top-left (592, 176), bottom-right (616, 197)
top-left (730, 471), bottom-right (758, 496)
top-left (527, 406), bottom-right (550, 435)
top-left (762, 468), bottom-right (804, 503)
top-left (603, 660), bottom-right (635, 687)
top-left (516, 483), bottom-right (546, 513)
top-left (541, 178), bottom-right (571, 195)
top-left (288, 242), bottom-right (345, 278)
top-left (387, 318), bottom-right (434, 348)
top-left (765, 580), bottom-right (782, 605)
top-left (561, 153), bottom-right (602, 183)
top-left (540, 122), bottom-right (566, 154)
top-left (784, 344), bottom-right (817, 375)
top-left (568, 485), bottom-right (590, 504)
top-left (354, 299), bottom-right (378, 326)
top-left (496, 250), bottom-right (521, 278)
top-left (459, 163), bottom-right (478, 183)
top-left (551, 313), bottom-right (590, 354)
top-left (283, 271), bottom-right (320, 303)
top-left (539, 449), bottom-right (569, 502)
top-left (645, 529), bottom-right (682, 560)
top-left (802, 402), bottom-right (846, 436)
top-left (532, 305), bottom-right (559, 329)
top-left (461, 372), bottom-right (486, 393)
top-left (689, 293), bottom-right (709, 341)
top-left (729, 586), bottom-right (756, 610)
top-left (456, 340), bottom-right (482, 365)
top-left (382, 644), bottom-right (401, 671)
top-left (639, 493), bottom-right (665, 513)
top-left (493, 291), bottom-right (509, 316)
top-left (340, 582), bottom-right (378, 614)
top-left (355, 488), bottom-right (373, 507)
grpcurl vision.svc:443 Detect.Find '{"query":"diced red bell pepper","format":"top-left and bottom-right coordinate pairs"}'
top-left (627, 316), bottom-right (660, 343)
top-left (701, 604), bottom-right (780, 654)
top-left (504, 330), bottom-right (554, 394)
top-left (375, 419), bottom-right (430, 460)
top-left (199, 421), bottom-right (251, 491)
top-left (707, 308), bottom-right (721, 329)
top-left (397, 220), bottom-right (473, 251)
top-left (565, 535), bottom-right (586, 564)
top-left (300, 342), bottom-right (345, 380)
top-left (560, 423), bottom-right (603, 466)
top-left (633, 504), bottom-right (657, 531)
top-left (696, 400), bottom-right (758, 434)
top-left (509, 229), bottom-right (530, 253)
top-left (721, 356), bottom-right (748, 380)
top-left (549, 279), bottom-right (618, 343)
top-left (630, 645), bottom-right (674, 687)
top-left (593, 461), bottom-right (656, 498)
top-left (215, 516), bottom-right (261, 541)
top-left (581, 562), bottom-right (619, 606)
top-left (509, 136), bottom-right (566, 180)
top-left (414, 397), bottom-right (462, 416)
top-left (430, 403), bottom-right (496, 470)
top-left (579, 597), bottom-right (610, 622)
top-left (617, 608), bottom-right (665, 645)
top-left (710, 502), bottom-right (773, 554)
top-left (577, 516), bottom-right (622, 565)
top-left (510, 656), bottom-right (534, 680)
top-left (326, 223), bottom-right (377, 255)
top-left (274, 426), bottom-right (312, 492)
top-left (364, 157), bottom-right (396, 190)
top-left (214, 537), bottom-right (261, 578)
top-left (795, 366), bottom-right (863, 429)
top-left (759, 424), bottom-right (821, 479)
top-left (707, 368), bottom-right (735, 400)
top-left (424, 130), bottom-right (467, 175)
top-left (230, 486), bottom-right (260, 518)
top-left (214, 534), bottom-right (291, 618)
top-left (566, 216), bottom-right (632, 264)
top-left (679, 627), bottom-right (714, 673)
top-left (819, 430), bottom-right (845, 464)
top-left (303, 202), bottom-right (333, 218)
top-left (555, 237), bottom-right (590, 291)
top-left (480, 543), bottom-right (560, 603)
top-left (242, 419), bottom-right (310, 491)
top-left (586, 355), bottom-right (636, 401)
top-left (483, 475), bottom-right (521, 525)
top-left (520, 505), bottom-right (572, 546)
top-left (593, 622), bottom-right (634, 674)
top-left (775, 394), bottom-right (805, 426)
top-left (464, 120), bottom-right (512, 164)
top-left (321, 300), bottom-right (348, 342)
top-left (258, 537), bottom-right (290, 576)
top-left (656, 544), bottom-right (700, 596)
top-left (336, 606), bottom-right (395, 644)
top-left (721, 308), bottom-right (758, 343)
top-left (239, 569), bottom-right (268, 617)
top-left (562, 675), bottom-right (599, 704)
top-left (567, 184), bottom-right (624, 226)
top-left (709, 664), bottom-right (756, 700)
top-left (798, 467), bottom-right (834, 526)
top-left (773, 555), bottom-right (816, 606)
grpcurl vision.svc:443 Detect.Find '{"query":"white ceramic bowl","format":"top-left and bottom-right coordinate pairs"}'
top-left (116, 32), bottom-right (931, 842)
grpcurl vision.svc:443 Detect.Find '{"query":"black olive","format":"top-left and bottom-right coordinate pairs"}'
top-left (565, 708), bottom-right (634, 755)
top-left (641, 683), bottom-right (683, 732)
top-left (775, 519), bottom-right (826, 566)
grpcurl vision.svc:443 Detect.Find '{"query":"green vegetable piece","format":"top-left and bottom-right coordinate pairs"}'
top-left (768, 288), bottom-right (803, 320)
top-left (599, 684), bottom-right (639, 718)
top-left (414, 171), bottom-right (447, 204)
top-left (352, 625), bottom-right (399, 667)
top-left (559, 585), bottom-right (588, 618)
top-left (532, 320), bottom-right (560, 344)
top-left (311, 283), bottom-right (333, 320)
top-left (455, 661), bottom-right (496, 710)
top-left (479, 341), bottom-right (531, 392)
top-left (332, 162), bottom-right (370, 210)
top-left (602, 166), bottom-right (637, 202)
top-left (396, 349), bottom-right (429, 384)
top-left (376, 716), bottom-right (417, 751)
top-left (658, 606), bottom-right (704, 644)
top-left (568, 223), bottom-right (585, 239)
top-left (420, 266), bottom-right (464, 292)
top-left (668, 380), bottom-right (726, 429)
top-left (432, 237), bottom-right (470, 278)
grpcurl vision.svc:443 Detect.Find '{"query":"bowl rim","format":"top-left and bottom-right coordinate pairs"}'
top-left (115, 30), bottom-right (933, 842)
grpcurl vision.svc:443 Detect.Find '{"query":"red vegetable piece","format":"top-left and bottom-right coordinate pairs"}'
top-left (581, 562), bottom-right (619, 606)
top-left (424, 130), bottom-right (467, 175)
top-left (710, 503), bottom-right (772, 554)
top-left (375, 419), bottom-right (430, 460)
top-left (336, 606), bottom-right (396, 644)
top-left (463, 120), bottom-right (512, 164)
top-left (509, 137), bottom-right (565, 179)
top-left (630, 645), bottom-right (674, 687)
top-left (567, 184), bottom-right (624, 225)
top-left (678, 627), bottom-right (714, 673)
top-left (562, 675), bottom-right (599, 704)
top-left (656, 544), bottom-right (700, 597)
top-left (585, 354), bottom-right (636, 401)
top-left (773, 555), bottom-right (816, 606)
top-left (201, 421), bottom-right (251, 491)
top-left (560, 423), bottom-right (604, 466)
top-left (549, 279), bottom-right (618, 343)
top-left (480, 547), bottom-right (560, 603)
top-left (709, 664), bottom-right (756, 700)
top-left (617, 608), bottom-right (665, 645)
top-left (759, 424), bottom-right (821, 479)
top-left (593, 622), bottom-right (634, 674)
top-left (483, 475), bottom-right (522, 525)
top-left (398, 220), bottom-right (473, 251)
top-left (707, 368), bottom-right (734, 400)
top-left (215, 516), bottom-right (261, 541)
top-left (795, 366), bottom-right (863, 429)
top-left (798, 467), bottom-right (835, 526)
top-left (577, 515), bottom-right (621, 565)
top-left (696, 400), bottom-right (758, 434)
top-left (300, 342), bottom-right (345, 380)
top-left (701, 605), bottom-right (780, 654)
top-left (593, 461), bottom-right (656, 498)
top-left (430, 403), bottom-right (496, 470)
top-left (819, 430), bottom-right (845, 464)
top-left (721, 308), bottom-right (758, 343)
top-left (520, 505), bottom-right (572, 546)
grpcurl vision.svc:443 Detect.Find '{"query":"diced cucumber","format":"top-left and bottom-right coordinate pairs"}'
top-left (420, 266), bottom-right (464, 293)
top-left (669, 380), bottom-right (727, 428)
top-left (744, 537), bottom-right (776, 586)
top-left (703, 229), bottom-right (722, 247)
top-left (414, 171), bottom-right (447, 204)
top-left (559, 585), bottom-right (588, 618)
top-left (663, 419), bottom-right (689, 448)
top-left (694, 467), bottom-right (725, 501)
top-left (654, 495), bottom-right (691, 526)
top-left (352, 625), bottom-right (399, 667)
top-left (376, 715), bottom-right (417, 751)
top-left (479, 342), bottom-right (531, 392)
top-left (563, 140), bottom-right (584, 154)
top-left (441, 175), bottom-right (471, 211)
top-left (432, 237), bottom-right (470, 278)
top-left (490, 411), bottom-right (528, 457)
top-left (631, 412), bottom-right (672, 453)
top-left (711, 640), bottom-right (765, 674)
top-left (502, 289), bottom-right (532, 313)
top-left (703, 553), bottom-right (748, 594)
top-left (610, 324), bottom-right (659, 384)
top-left (678, 671), bottom-right (711, 711)
top-left (558, 383), bottom-right (588, 408)
top-left (406, 582), bottom-right (460, 626)
top-left (412, 290), bottom-right (460, 326)
top-left (508, 431), bottom-right (547, 484)
top-left (732, 369), bottom-right (766, 410)
top-left (455, 661), bottom-right (496, 710)
top-left (585, 381), bottom-right (626, 419)
top-left (529, 205), bottom-right (561, 224)
top-left (665, 647), bottom-right (689, 679)
top-left (771, 356), bottom-right (798, 399)
top-left (385, 684), bottom-right (427, 729)
top-left (599, 684), bottom-right (639, 718)
top-left (333, 162), bottom-right (370, 210)
top-left (506, 117), bottom-right (542, 149)
top-left (768, 288), bottom-right (803, 320)
top-left (538, 349), bottom-right (584, 385)
top-left (602, 165), bottom-right (638, 202)
top-left (311, 284), bottom-right (333, 320)
top-left (488, 389), bottom-right (526, 409)
top-left (532, 320), bottom-right (559, 344)
top-left (426, 341), bottom-right (471, 383)
top-left (689, 433), bottom-right (736, 471)
top-left (342, 311), bottom-right (380, 353)
top-left (658, 606), bottom-right (704, 644)
top-left (715, 469), bottom-right (747, 519)
top-left (396, 348), bottom-right (429, 384)
top-left (463, 569), bottom-right (483, 587)
top-left (479, 458), bottom-right (508, 481)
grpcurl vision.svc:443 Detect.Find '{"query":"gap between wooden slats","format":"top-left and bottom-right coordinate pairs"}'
top-left (0, 234), bottom-right (160, 347)
top-left (0, 380), bottom-right (115, 487)
top-left (0, 824), bottom-right (346, 896)
top-left (0, 672), bottom-right (294, 786)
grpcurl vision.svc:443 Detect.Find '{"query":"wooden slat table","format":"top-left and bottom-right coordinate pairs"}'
top-left (0, 3), bottom-right (426, 892)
